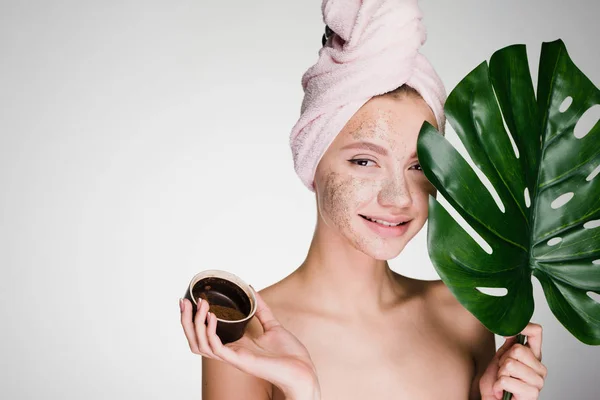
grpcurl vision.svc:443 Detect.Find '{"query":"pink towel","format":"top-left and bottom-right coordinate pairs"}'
top-left (290, 0), bottom-right (446, 191)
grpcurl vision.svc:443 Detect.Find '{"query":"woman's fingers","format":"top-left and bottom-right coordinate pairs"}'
top-left (194, 298), bottom-right (219, 359)
top-left (180, 298), bottom-right (222, 360)
top-left (493, 376), bottom-right (540, 400)
top-left (497, 358), bottom-right (545, 391)
top-left (252, 287), bottom-right (280, 332)
top-left (181, 288), bottom-right (279, 372)
top-left (206, 312), bottom-right (242, 365)
top-left (180, 298), bottom-right (201, 354)
top-left (520, 323), bottom-right (543, 360)
top-left (495, 335), bottom-right (518, 361)
top-left (493, 325), bottom-right (547, 399)
top-left (499, 344), bottom-right (547, 379)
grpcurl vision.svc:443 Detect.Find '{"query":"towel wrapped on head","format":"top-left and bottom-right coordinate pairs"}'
top-left (290, 0), bottom-right (446, 191)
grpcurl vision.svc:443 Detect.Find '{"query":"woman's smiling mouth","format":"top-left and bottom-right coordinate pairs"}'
top-left (359, 214), bottom-right (409, 226)
top-left (359, 214), bottom-right (412, 238)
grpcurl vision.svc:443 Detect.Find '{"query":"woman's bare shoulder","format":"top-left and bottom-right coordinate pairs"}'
top-left (240, 278), bottom-right (295, 338)
top-left (255, 274), bottom-right (305, 323)
top-left (421, 280), bottom-right (494, 346)
top-left (257, 278), bottom-right (292, 306)
top-left (414, 280), bottom-right (489, 342)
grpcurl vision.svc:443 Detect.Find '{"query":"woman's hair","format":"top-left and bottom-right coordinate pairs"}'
top-left (381, 84), bottom-right (443, 133)
top-left (383, 84), bottom-right (421, 99)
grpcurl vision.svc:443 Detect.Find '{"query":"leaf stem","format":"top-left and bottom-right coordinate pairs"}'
top-left (502, 334), bottom-right (527, 400)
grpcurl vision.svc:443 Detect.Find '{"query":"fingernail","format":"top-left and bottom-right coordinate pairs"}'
top-left (179, 298), bottom-right (184, 313)
top-left (197, 297), bottom-right (202, 305)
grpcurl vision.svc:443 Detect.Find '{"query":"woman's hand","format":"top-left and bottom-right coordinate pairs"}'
top-left (180, 288), bottom-right (320, 400)
top-left (479, 323), bottom-right (548, 400)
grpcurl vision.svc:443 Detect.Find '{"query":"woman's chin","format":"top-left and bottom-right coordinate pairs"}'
top-left (372, 245), bottom-right (406, 261)
top-left (348, 217), bottom-right (423, 260)
top-left (357, 240), bottom-right (407, 261)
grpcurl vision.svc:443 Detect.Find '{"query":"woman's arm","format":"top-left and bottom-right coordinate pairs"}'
top-left (202, 356), bottom-right (272, 400)
top-left (203, 358), bottom-right (321, 400)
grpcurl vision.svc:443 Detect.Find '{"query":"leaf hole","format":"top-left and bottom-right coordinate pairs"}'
top-left (437, 194), bottom-right (493, 255)
top-left (443, 129), bottom-right (506, 214)
top-left (558, 96), bottom-right (573, 113)
top-left (524, 187), bottom-right (531, 208)
top-left (588, 291), bottom-right (600, 303)
top-left (547, 237), bottom-right (562, 246)
top-left (550, 192), bottom-right (574, 209)
top-left (574, 104), bottom-right (600, 139)
top-left (586, 165), bottom-right (600, 182)
top-left (476, 287), bottom-right (508, 297)
top-left (583, 220), bottom-right (600, 230)
top-left (506, 127), bottom-right (520, 159)
top-left (473, 168), bottom-right (506, 213)
top-left (491, 85), bottom-right (520, 159)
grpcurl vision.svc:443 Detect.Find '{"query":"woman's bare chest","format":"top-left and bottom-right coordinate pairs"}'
top-left (272, 311), bottom-right (475, 400)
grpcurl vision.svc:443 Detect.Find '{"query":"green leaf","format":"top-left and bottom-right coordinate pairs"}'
top-left (417, 39), bottom-right (600, 345)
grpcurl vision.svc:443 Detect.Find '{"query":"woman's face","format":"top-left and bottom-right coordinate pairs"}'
top-left (314, 93), bottom-right (438, 260)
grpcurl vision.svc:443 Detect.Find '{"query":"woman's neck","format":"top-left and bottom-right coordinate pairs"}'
top-left (293, 217), bottom-right (409, 319)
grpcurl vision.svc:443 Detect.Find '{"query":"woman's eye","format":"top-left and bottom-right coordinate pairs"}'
top-left (410, 163), bottom-right (423, 171)
top-left (349, 159), bottom-right (377, 167)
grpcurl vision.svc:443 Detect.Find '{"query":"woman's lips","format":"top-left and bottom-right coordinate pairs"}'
top-left (359, 214), bottom-right (411, 238)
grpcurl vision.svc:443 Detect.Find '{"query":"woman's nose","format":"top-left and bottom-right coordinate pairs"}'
top-left (377, 174), bottom-right (413, 209)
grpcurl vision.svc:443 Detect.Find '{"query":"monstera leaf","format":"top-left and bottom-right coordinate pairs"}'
top-left (417, 39), bottom-right (600, 345)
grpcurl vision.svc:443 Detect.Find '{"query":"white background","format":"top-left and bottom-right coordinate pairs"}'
top-left (1, 0), bottom-right (599, 399)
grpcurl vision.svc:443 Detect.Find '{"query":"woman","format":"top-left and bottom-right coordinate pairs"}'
top-left (180, 1), bottom-right (547, 399)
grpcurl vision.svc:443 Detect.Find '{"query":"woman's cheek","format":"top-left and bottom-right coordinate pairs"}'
top-left (320, 171), bottom-right (381, 230)
top-left (413, 179), bottom-right (435, 216)
top-left (419, 173), bottom-right (436, 193)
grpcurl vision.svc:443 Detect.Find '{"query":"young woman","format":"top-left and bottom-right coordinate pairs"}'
top-left (180, 2), bottom-right (548, 399)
